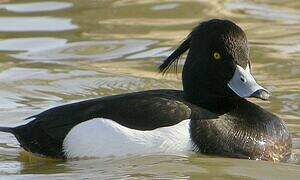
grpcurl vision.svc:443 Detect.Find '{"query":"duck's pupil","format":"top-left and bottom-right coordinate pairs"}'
top-left (213, 52), bottom-right (221, 60)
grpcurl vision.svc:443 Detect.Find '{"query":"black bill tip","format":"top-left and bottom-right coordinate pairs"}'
top-left (250, 89), bottom-right (271, 100)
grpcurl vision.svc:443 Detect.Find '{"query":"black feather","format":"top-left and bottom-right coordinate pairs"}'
top-left (158, 34), bottom-right (191, 74)
top-left (0, 126), bottom-right (13, 133)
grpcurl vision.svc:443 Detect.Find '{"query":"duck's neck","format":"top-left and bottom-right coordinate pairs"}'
top-left (182, 55), bottom-right (239, 114)
top-left (183, 91), bottom-right (239, 114)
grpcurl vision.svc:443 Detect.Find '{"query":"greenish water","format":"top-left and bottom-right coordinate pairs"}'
top-left (0, 0), bottom-right (299, 179)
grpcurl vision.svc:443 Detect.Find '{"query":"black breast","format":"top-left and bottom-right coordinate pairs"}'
top-left (190, 99), bottom-right (292, 162)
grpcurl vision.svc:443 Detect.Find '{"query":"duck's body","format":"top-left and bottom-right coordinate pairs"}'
top-left (4, 90), bottom-right (214, 158)
top-left (0, 19), bottom-right (292, 161)
top-left (1, 90), bottom-right (291, 161)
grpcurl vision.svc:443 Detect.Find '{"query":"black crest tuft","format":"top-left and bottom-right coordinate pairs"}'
top-left (158, 34), bottom-right (191, 74)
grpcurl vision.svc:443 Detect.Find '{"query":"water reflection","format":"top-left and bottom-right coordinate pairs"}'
top-left (0, 38), bottom-right (67, 52)
top-left (0, 66), bottom-right (178, 110)
top-left (266, 42), bottom-right (300, 54)
top-left (127, 47), bottom-right (171, 59)
top-left (0, 2), bottom-right (72, 13)
top-left (0, 38), bottom-right (158, 61)
top-left (151, 3), bottom-right (179, 11)
top-left (0, 161), bottom-right (21, 174)
top-left (0, 17), bottom-right (77, 32)
top-left (225, 2), bottom-right (300, 23)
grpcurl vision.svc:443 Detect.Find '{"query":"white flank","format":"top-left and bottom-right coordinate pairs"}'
top-left (63, 118), bottom-right (191, 158)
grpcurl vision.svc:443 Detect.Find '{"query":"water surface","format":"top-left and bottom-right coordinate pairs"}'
top-left (0, 0), bottom-right (299, 179)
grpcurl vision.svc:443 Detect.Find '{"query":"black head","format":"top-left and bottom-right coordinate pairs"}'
top-left (159, 19), bottom-right (270, 112)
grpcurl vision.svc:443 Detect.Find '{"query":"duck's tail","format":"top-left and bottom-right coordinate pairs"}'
top-left (0, 126), bottom-right (13, 133)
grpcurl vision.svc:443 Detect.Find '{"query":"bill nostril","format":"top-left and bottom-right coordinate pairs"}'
top-left (241, 77), bottom-right (246, 83)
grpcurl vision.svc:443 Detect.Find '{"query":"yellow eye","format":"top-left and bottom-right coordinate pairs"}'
top-left (213, 52), bottom-right (221, 60)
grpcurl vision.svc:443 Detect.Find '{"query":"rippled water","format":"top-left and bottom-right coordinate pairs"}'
top-left (0, 0), bottom-right (299, 179)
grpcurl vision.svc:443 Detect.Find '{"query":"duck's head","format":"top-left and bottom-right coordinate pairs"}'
top-left (159, 19), bottom-right (270, 112)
